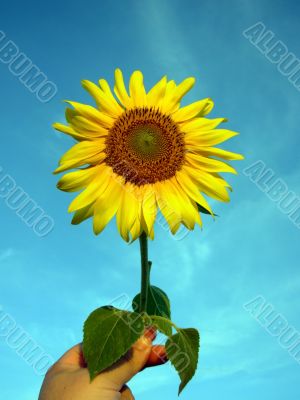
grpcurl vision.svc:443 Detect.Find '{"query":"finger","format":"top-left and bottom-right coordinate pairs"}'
top-left (53, 343), bottom-right (86, 371)
top-left (145, 345), bottom-right (168, 368)
top-left (120, 385), bottom-right (135, 399)
top-left (144, 326), bottom-right (157, 341)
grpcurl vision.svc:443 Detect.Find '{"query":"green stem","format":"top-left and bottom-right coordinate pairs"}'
top-left (150, 315), bottom-right (180, 332)
top-left (139, 232), bottom-right (150, 313)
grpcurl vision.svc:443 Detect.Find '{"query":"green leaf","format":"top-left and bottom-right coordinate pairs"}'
top-left (149, 315), bottom-right (173, 337)
top-left (83, 306), bottom-right (144, 379)
top-left (166, 328), bottom-right (200, 394)
top-left (132, 285), bottom-right (171, 319)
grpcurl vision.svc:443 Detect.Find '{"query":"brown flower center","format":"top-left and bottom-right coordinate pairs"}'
top-left (105, 107), bottom-right (185, 185)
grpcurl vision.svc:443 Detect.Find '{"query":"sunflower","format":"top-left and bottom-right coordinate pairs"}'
top-left (53, 69), bottom-right (243, 241)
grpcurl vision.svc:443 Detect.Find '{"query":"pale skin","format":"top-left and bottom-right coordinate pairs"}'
top-left (39, 329), bottom-right (167, 400)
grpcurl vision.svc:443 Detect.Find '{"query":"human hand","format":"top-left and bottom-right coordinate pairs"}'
top-left (38, 329), bottom-right (167, 400)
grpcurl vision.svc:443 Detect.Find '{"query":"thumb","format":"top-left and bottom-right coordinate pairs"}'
top-left (94, 334), bottom-right (153, 391)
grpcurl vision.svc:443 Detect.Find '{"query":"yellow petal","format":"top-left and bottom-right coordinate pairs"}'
top-left (114, 68), bottom-right (132, 109)
top-left (80, 80), bottom-right (104, 109)
top-left (60, 140), bottom-right (105, 163)
top-left (211, 172), bottom-right (233, 190)
top-left (155, 181), bottom-right (182, 234)
top-left (93, 176), bottom-right (124, 235)
top-left (185, 129), bottom-right (239, 147)
top-left (82, 80), bottom-right (122, 118)
top-left (185, 153), bottom-right (237, 174)
top-left (174, 77), bottom-right (195, 102)
top-left (195, 99), bottom-right (214, 117)
top-left (129, 70), bottom-right (147, 107)
top-left (129, 192), bottom-right (143, 242)
top-left (171, 98), bottom-right (214, 123)
top-left (181, 117), bottom-right (226, 133)
top-left (142, 185), bottom-right (157, 234)
top-left (194, 146), bottom-right (244, 161)
top-left (54, 139), bottom-right (106, 174)
top-left (52, 122), bottom-right (87, 141)
top-left (161, 77), bottom-right (195, 114)
top-left (146, 76), bottom-right (167, 107)
top-left (116, 183), bottom-right (141, 242)
top-left (65, 101), bottom-right (114, 130)
top-left (140, 215), bottom-right (149, 236)
top-left (69, 116), bottom-right (104, 133)
top-left (183, 165), bottom-right (230, 202)
top-left (130, 218), bottom-right (143, 242)
top-left (170, 178), bottom-right (201, 229)
top-left (68, 166), bottom-right (112, 211)
top-left (148, 224), bottom-right (154, 240)
top-left (98, 78), bottom-right (124, 113)
top-left (54, 156), bottom-right (106, 174)
top-left (57, 166), bottom-right (101, 192)
top-left (159, 80), bottom-right (177, 113)
top-left (66, 114), bottom-right (109, 135)
top-left (175, 169), bottom-right (214, 215)
top-left (71, 202), bottom-right (95, 225)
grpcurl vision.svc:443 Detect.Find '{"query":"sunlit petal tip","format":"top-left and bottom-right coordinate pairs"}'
top-left (132, 70), bottom-right (143, 78)
top-left (120, 230), bottom-right (130, 243)
top-left (93, 223), bottom-right (102, 236)
top-left (177, 76), bottom-right (196, 94)
top-left (186, 76), bottom-right (196, 85)
top-left (98, 78), bottom-right (108, 87)
top-left (195, 97), bottom-right (215, 117)
top-left (63, 100), bottom-right (77, 108)
top-left (81, 79), bottom-right (90, 86)
top-left (68, 199), bottom-right (81, 213)
top-left (53, 165), bottom-right (64, 175)
top-left (80, 80), bottom-right (90, 91)
top-left (229, 167), bottom-right (238, 175)
top-left (148, 223), bottom-right (155, 239)
top-left (52, 122), bottom-right (60, 129)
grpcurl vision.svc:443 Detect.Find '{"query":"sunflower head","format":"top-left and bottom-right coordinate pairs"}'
top-left (53, 69), bottom-right (243, 242)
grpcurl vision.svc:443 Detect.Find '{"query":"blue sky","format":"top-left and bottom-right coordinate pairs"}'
top-left (1, 0), bottom-right (300, 398)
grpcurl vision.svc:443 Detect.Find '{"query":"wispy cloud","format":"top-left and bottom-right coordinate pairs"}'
top-left (135, 0), bottom-right (199, 81)
top-left (0, 248), bottom-right (15, 262)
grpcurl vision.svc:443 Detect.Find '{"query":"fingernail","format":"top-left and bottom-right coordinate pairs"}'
top-left (134, 336), bottom-right (152, 351)
top-left (144, 326), bottom-right (157, 341)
